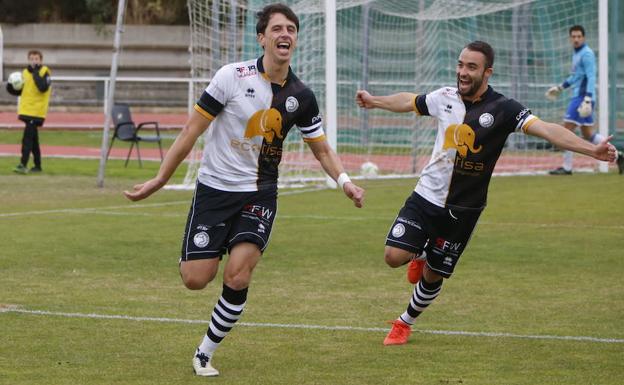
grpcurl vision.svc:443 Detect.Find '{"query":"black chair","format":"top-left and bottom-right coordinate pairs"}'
top-left (106, 104), bottom-right (164, 167)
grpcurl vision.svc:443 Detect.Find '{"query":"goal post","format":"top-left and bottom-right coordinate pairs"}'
top-left (176, 0), bottom-right (607, 190)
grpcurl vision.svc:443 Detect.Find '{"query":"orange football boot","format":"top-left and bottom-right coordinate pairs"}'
top-left (383, 319), bottom-right (412, 345)
top-left (407, 257), bottom-right (425, 284)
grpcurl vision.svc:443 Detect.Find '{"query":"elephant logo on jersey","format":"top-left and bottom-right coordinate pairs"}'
top-left (245, 108), bottom-right (284, 143)
top-left (443, 124), bottom-right (482, 158)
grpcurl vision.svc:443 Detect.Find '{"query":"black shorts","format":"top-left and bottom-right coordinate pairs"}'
top-left (181, 182), bottom-right (278, 261)
top-left (385, 192), bottom-right (482, 278)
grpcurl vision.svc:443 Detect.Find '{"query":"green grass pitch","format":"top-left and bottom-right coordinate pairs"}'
top-left (0, 157), bottom-right (622, 384)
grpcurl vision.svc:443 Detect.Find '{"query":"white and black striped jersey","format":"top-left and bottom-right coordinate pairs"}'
top-left (413, 86), bottom-right (537, 209)
top-left (194, 56), bottom-right (325, 192)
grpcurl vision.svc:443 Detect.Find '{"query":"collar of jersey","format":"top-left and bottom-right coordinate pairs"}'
top-left (574, 43), bottom-right (586, 53)
top-left (257, 55), bottom-right (292, 87)
top-left (463, 85), bottom-right (493, 106)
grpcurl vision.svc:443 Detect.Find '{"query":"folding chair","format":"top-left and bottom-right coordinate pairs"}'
top-left (106, 104), bottom-right (164, 167)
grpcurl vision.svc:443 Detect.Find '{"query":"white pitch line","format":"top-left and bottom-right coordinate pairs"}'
top-left (1, 307), bottom-right (622, 344)
top-left (0, 187), bottom-right (322, 218)
top-left (2, 203), bottom-right (623, 230)
top-left (0, 201), bottom-right (189, 218)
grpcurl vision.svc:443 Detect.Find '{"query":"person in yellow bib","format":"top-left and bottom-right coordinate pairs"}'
top-left (6, 50), bottom-right (52, 174)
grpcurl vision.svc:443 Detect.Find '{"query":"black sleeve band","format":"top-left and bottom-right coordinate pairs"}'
top-left (415, 94), bottom-right (430, 116)
top-left (196, 90), bottom-right (224, 117)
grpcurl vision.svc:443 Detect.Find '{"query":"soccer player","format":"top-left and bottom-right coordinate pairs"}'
top-left (356, 41), bottom-right (617, 346)
top-left (6, 50), bottom-right (52, 174)
top-left (124, 3), bottom-right (364, 377)
top-left (545, 25), bottom-right (624, 174)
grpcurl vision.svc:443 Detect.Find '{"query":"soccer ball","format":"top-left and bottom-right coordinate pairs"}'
top-left (360, 161), bottom-right (379, 177)
top-left (8, 71), bottom-right (23, 91)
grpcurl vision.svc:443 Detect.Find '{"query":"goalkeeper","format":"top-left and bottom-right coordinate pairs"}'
top-left (545, 25), bottom-right (624, 174)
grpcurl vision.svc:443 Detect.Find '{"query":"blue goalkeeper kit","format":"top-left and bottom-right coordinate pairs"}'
top-left (562, 43), bottom-right (596, 98)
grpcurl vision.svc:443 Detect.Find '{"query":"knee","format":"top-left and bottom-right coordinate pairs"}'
top-left (223, 269), bottom-right (252, 291)
top-left (180, 270), bottom-right (216, 290)
top-left (384, 247), bottom-right (410, 268)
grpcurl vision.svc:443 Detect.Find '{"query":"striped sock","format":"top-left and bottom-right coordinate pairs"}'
top-left (399, 277), bottom-right (443, 325)
top-left (198, 284), bottom-right (248, 356)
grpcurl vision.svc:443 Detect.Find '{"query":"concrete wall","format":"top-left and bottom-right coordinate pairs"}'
top-left (1, 23), bottom-right (192, 109)
top-left (2, 23), bottom-right (191, 77)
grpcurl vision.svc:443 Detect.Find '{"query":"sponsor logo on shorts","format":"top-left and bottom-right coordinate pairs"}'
top-left (397, 217), bottom-right (422, 229)
top-left (434, 237), bottom-right (462, 255)
top-left (443, 256), bottom-right (453, 266)
top-left (258, 223), bottom-right (266, 233)
top-left (391, 223), bottom-right (406, 238)
top-left (193, 231), bottom-right (210, 248)
top-left (245, 204), bottom-right (274, 220)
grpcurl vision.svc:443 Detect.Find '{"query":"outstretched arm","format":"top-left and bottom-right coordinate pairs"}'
top-left (307, 139), bottom-right (365, 208)
top-left (525, 119), bottom-right (616, 162)
top-left (123, 110), bottom-right (211, 201)
top-left (356, 90), bottom-right (417, 113)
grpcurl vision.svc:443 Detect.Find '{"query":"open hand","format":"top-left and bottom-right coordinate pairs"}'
top-left (123, 177), bottom-right (165, 201)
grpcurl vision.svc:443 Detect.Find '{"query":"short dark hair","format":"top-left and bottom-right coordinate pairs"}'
top-left (27, 50), bottom-right (43, 59)
top-left (569, 25), bottom-right (585, 36)
top-left (256, 3), bottom-right (299, 35)
top-left (464, 41), bottom-right (494, 69)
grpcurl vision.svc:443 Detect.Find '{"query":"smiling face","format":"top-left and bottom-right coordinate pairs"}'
top-left (456, 48), bottom-right (492, 100)
top-left (257, 12), bottom-right (298, 65)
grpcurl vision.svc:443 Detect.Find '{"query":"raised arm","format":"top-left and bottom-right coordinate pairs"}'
top-left (525, 119), bottom-right (616, 162)
top-left (123, 110), bottom-right (211, 201)
top-left (306, 139), bottom-right (365, 208)
top-left (356, 90), bottom-right (417, 113)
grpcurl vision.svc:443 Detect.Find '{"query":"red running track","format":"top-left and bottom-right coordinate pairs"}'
top-left (0, 143), bottom-right (603, 174)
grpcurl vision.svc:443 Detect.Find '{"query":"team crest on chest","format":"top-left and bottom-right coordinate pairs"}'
top-left (479, 113), bottom-right (494, 128)
top-left (285, 96), bottom-right (299, 112)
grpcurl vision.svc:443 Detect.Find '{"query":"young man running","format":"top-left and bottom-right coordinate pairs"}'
top-left (125, 3), bottom-right (364, 376)
top-left (356, 41), bottom-right (617, 345)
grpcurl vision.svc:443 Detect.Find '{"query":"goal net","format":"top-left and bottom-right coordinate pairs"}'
top-left (180, 0), bottom-right (601, 189)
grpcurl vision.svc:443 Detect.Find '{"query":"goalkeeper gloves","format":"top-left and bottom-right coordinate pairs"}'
top-left (577, 96), bottom-right (593, 118)
top-left (545, 85), bottom-right (563, 101)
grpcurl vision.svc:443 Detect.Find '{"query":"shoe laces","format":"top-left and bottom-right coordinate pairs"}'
top-left (196, 352), bottom-right (210, 367)
top-left (387, 320), bottom-right (409, 338)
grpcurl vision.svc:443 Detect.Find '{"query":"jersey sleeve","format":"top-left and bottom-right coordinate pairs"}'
top-left (194, 65), bottom-right (231, 121)
top-left (505, 98), bottom-right (538, 134)
top-left (582, 50), bottom-right (596, 97)
top-left (296, 89), bottom-right (325, 143)
top-left (416, 87), bottom-right (447, 118)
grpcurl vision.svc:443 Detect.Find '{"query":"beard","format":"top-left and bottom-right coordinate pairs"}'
top-left (457, 74), bottom-right (484, 97)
